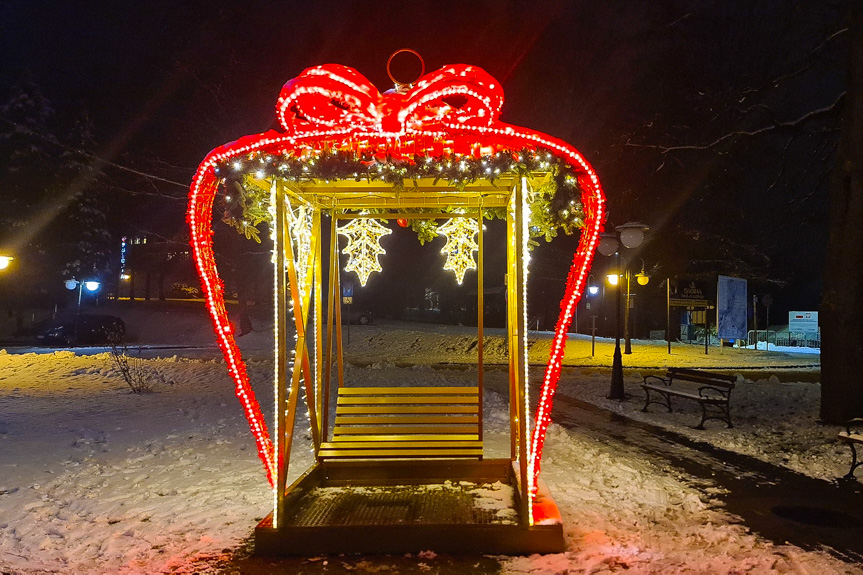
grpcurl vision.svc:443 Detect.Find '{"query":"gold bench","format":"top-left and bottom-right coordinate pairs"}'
top-left (319, 386), bottom-right (482, 460)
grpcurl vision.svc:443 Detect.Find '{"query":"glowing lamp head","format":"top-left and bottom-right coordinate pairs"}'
top-left (636, 272), bottom-right (650, 286)
top-left (587, 285), bottom-right (600, 296)
top-left (84, 281), bottom-right (101, 292)
top-left (0, 256), bottom-right (12, 270)
top-left (615, 222), bottom-right (649, 249)
top-left (606, 273), bottom-right (620, 286)
top-left (65, 279), bottom-right (79, 291)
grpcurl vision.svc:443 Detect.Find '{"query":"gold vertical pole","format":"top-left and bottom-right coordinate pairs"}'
top-left (314, 209), bottom-right (324, 444)
top-left (334, 217), bottom-right (345, 390)
top-left (514, 178), bottom-right (530, 525)
top-left (322, 214), bottom-right (338, 442)
top-left (274, 183), bottom-right (288, 527)
top-left (476, 211), bottom-right (484, 447)
top-left (507, 190), bottom-right (518, 462)
top-left (310, 211), bottom-right (323, 448)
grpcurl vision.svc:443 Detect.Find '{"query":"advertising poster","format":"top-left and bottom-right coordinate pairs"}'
top-left (717, 275), bottom-right (748, 340)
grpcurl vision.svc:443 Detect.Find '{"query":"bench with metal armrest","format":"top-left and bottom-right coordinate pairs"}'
top-left (838, 418), bottom-right (863, 480)
top-left (641, 367), bottom-right (737, 429)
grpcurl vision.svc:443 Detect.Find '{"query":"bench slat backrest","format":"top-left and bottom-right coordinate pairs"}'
top-left (668, 368), bottom-right (736, 389)
top-left (320, 385), bottom-right (482, 460)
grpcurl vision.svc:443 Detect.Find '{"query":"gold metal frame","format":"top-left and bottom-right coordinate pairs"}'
top-left (261, 172), bottom-right (563, 553)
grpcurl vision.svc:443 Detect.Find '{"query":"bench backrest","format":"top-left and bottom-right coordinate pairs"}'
top-left (319, 386), bottom-right (482, 460)
top-left (667, 368), bottom-right (736, 389)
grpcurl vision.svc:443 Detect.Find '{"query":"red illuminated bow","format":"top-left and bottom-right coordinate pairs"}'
top-left (276, 63), bottom-right (505, 135)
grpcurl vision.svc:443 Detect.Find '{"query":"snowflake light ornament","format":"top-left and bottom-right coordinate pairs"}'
top-left (287, 201), bottom-right (314, 298)
top-left (437, 217), bottom-right (479, 284)
top-left (336, 217), bottom-right (392, 286)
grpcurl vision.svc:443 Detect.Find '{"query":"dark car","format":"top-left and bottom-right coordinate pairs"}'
top-left (344, 309), bottom-right (372, 325)
top-left (321, 306), bottom-right (373, 325)
top-left (35, 314), bottom-right (126, 346)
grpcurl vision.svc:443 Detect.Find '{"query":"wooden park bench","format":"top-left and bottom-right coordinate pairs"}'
top-left (641, 368), bottom-right (737, 429)
top-left (838, 418), bottom-right (863, 480)
top-left (319, 386), bottom-right (482, 460)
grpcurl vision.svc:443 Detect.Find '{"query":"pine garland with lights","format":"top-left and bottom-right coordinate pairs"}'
top-left (215, 147), bottom-right (585, 245)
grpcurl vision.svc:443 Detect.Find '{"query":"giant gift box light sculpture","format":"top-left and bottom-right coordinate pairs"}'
top-left (188, 61), bottom-right (606, 525)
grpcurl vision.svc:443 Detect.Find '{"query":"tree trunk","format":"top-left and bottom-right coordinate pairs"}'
top-left (821, 3), bottom-right (863, 423)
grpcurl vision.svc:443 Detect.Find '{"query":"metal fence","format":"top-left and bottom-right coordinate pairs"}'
top-left (747, 330), bottom-right (820, 349)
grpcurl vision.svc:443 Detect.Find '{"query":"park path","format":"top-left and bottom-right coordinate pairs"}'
top-left (551, 392), bottom-right (863, 564)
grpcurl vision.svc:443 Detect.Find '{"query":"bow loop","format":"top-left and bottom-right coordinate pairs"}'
top-left (275, 63), bottom-right (504, 136)
top-left (276, 64), bottom-right (381, 133)
top-left (399, 64), bottom-right (504, 132)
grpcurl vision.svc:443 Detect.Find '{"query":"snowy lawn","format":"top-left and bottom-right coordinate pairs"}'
top-left (559, 363), bottom-right (848, 483)
top-left (2, 321), bottom-right (858, 574)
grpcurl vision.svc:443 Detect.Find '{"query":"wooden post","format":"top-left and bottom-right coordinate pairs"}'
top-left (666, 278), bottom-right (671, 355)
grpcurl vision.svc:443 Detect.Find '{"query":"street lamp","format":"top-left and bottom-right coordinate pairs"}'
top-left (598, 222), bottom-right (649, 400)
top-left (0, 255), bottom-right (13, 271)
top-left (623, 262), bottom-right (650, 354)
top-left (65, 278), bottom-right (101, 313)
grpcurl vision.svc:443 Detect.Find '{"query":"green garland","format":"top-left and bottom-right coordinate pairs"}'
top-left (215, 148), bottom-right (585, 245)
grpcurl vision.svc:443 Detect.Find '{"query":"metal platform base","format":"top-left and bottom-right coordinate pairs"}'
top-left (255, 459), bottom-right (565, 555)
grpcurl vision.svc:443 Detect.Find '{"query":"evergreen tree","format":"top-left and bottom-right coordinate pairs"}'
top-left (0, 80), bottom-right (114, 305)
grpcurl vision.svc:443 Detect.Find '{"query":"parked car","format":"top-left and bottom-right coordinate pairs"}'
top-left (35, 314), bottom-right (126, 346)
top-left (321, 305), bottom-right (373, 325)
top-left (343, 308), bottom-right (372, 325)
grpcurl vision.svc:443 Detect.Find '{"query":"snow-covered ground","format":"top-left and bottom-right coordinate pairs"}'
top-left (2, 306), bottom-right (858, 574)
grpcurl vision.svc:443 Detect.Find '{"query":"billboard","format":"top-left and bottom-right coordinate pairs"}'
top-left (788, 311), bottom-right (818, 335)
top-left (669, 280), bottom-right (711, 308)
top-left (716, 275), bottom-right (748, 340)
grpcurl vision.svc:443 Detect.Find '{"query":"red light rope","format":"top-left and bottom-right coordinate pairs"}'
top-left (188, 64), bottom-right (606, 500)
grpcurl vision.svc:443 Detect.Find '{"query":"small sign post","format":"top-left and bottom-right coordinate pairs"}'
top-left (342, 282), bottom-right (354, 345)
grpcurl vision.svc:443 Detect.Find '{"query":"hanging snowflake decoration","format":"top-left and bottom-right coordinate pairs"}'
top-left (337, 217), bottom-right (392, 286)
top-left (287, 200), bottom-right (314, 299)
top-left (437, 217), bottom-right (479, 284)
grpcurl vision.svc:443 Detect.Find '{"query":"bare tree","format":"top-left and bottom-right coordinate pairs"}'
top-left (821, 2), bottom-right (863, 423)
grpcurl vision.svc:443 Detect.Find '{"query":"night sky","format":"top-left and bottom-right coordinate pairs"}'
top-left (0, 1), bottom-right (850, 324)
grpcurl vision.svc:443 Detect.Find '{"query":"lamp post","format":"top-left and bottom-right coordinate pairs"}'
top-left (598, 222), bottom-right (649, 400)
top-left (65, 279), bottom-right (101, 313)
top-left (624, 262), bottom-right (650, 354)
top-left (587, 275), bottom-right (600, 356)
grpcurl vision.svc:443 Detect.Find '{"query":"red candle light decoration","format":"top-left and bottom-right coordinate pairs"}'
top-left (187, 63), bottom-right (606, 513)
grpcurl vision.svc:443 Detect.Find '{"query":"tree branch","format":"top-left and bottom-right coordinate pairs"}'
top-left (740, 27), bottom-right (848, 98)
top-left (625, 92), bottom-right (845, 156)
top-left (0, 115), bottom-right (188, 189)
